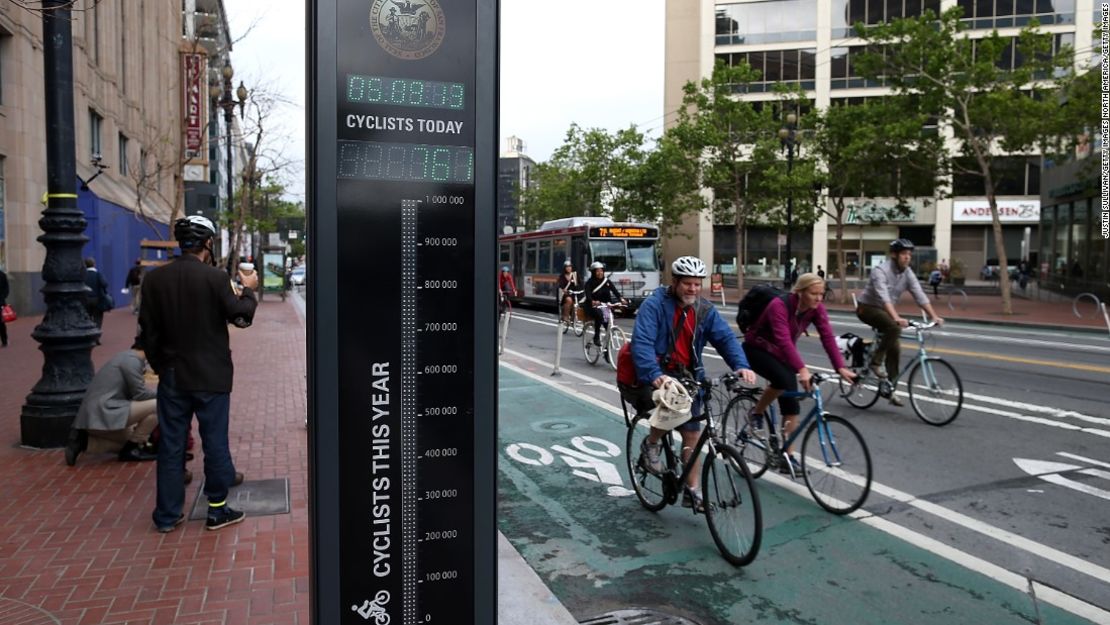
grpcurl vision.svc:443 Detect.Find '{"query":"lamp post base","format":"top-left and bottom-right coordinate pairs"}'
top-left (20, 403), bottom-right (80, 449)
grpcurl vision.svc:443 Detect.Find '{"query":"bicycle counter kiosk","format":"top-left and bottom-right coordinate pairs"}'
top-left (308, 1), bottom-right (497, 624)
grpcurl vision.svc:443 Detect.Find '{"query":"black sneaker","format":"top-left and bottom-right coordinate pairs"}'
top-left (118, 441), bottom-right (158, 462)
top-left (156, 514), bottom-right (186, 534)
top-left (206, 504), bottom-right (246, 531)
top-left (778, 454), bottom-right (803, 476)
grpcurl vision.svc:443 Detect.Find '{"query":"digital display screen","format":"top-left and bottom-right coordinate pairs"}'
top-left (346, 74), bottom-right (465, 110)
top-left (338, 139), bottom-right (474, 183)
top-left (589, 226), bottom-right (659, 239)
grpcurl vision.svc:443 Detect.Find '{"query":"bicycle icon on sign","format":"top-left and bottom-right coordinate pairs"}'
top-left (351, 590), bottom-right (391, 624)
top-left (505, 435), bottom-right (634, 497)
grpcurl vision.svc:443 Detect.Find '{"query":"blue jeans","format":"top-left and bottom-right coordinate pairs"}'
top-left (152, 369), bottom-right (237, 528)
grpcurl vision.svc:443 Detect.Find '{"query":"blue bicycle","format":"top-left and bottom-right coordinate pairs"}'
top-left (721, 373), bottom-right (872, 515)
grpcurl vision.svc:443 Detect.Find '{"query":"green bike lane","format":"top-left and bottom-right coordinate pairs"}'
top-left (497, 365), bottom-right (1097, 625)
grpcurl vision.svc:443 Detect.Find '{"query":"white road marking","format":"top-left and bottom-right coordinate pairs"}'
top-left (500, 353), bottom-right (1110, 624)
top-left (508, 311), bottom-right (1110, 435)
top-left (1057, 452), bottom-right (1110, 470)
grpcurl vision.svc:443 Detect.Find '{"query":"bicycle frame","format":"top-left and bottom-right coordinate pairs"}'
top-left (763, 382), bottom-right (844, 468)
top-left (875, 323), bottom-right (931, 387)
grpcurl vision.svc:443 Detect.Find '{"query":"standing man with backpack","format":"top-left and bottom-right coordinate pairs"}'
top-left (617, 256), bottom-right (756, 511)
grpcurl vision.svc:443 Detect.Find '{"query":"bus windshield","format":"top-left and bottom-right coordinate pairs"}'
top-left (590, 239), bottom-right (658, 273)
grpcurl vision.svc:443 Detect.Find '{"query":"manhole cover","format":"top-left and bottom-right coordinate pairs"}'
top-left (188, 478), bottom-right (291, 520)
top-left (579, 609), bottom-right (701, 625)
top-left (0, 598), bottom-right (61, 625)
top-left (531, 418), bottom-right (584, 433)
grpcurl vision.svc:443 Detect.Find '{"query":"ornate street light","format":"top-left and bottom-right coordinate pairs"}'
top-left (212, 61), bottom-right (247, 273)
top-left (779, 110), bottom-right (798, 288)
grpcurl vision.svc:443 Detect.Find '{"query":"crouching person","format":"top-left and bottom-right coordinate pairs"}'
top-left (65, 340), bottom-right (158, 465)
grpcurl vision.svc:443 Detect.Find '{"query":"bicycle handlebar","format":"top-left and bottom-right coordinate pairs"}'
top-left (907, 320), bottom-right (938, 331)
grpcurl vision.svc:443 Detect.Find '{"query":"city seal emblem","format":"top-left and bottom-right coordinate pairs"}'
top-left (370, 0), bottom-right (446, 60)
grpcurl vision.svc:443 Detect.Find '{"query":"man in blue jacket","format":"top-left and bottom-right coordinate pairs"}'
top-left (621, 255), bottom-right (756, 511)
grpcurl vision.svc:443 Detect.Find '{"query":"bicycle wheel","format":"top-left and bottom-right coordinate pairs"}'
top-left (702, 444), bottom-right (762, 566)
top-left (907, 357), bottom-right (963, 426)
top-left (625, 415), bottom-right (672, 512)
top-left (800, 415), bottom-right (872, 515)
top-left (571, 308), bottom-right (585, 337)
top-left (582, 325), bottom-right (603, 365)
top-left (606, 326), bottom-right (626, 370)
top-left (721, 394), bottom-right (770, 478)
top-left (840, 368), bottom-right (881, 409)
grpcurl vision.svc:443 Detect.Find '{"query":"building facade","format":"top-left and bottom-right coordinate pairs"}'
top-left (498, 135), bottom-right (536, 233)
top-left (0, 0), bottom-right (241, 314)
top-left (664, 0), bottom-right (1094, 281)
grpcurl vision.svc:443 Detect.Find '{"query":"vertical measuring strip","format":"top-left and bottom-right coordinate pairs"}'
top-left (401, 198), bottom-right (418, 624)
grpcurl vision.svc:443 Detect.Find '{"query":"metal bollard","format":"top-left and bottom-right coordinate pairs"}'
top-left (1102, 302), bottom-right (1110, 339)
top-left (552, 316), bottom-right (564, 376)
top-left (498, 309), bottom-right (510, 356)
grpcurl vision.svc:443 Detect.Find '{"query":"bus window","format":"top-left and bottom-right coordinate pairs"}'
top-left (538, 240), bottom-right (551, 273)
top-left (553, 238), bottom-right (567, 269)
top-left (628, 240), bottom-right (658, 271)
top-left (525, 241), bottom-right (538, 273)
top-left (590, 240), bottom-right (627, 272)
top-left (499, 243), bottom-right (511, 264)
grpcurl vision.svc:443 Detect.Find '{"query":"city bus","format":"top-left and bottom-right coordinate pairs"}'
top-left (498, 217), bottom-right (661, 310)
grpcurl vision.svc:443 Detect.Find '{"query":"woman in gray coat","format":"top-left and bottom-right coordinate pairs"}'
top-left (65, 341), bottom-right (158, 465)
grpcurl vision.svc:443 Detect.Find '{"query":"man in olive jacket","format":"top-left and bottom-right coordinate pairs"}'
top-left (140, 215), bottom-right (258, 533)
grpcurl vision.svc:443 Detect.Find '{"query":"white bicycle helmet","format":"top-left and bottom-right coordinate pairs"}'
top-left (648, 378), bottom-right (694, 431)
top-left (671, 256), bottom-right (707, 278)
top-left (589, 261), bottom-right (605, 271)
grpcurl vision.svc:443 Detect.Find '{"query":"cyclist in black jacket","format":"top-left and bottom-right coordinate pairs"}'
top-left (583, 261), bottom-right (626, 346)
top-left (140, 215), bottom-right (258, 533)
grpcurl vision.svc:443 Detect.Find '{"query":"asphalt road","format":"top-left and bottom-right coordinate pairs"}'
top-left (497, 303), bottom-right (1110, 624)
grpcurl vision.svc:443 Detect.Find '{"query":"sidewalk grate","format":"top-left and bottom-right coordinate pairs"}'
top-left (579, 609), bottom-right (701, 625)
top-left (0, 598), bottom-right (61, 625)
top-left (187, 478), bottom-right (291, 520)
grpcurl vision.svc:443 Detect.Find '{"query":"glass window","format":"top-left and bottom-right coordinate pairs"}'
top-left (525, 241), bottom-right (537, 273)
top-left (849, 0), bottom-right (867, 25)
top-left (716, 0), bottom-right (816, 44)
top-left (800, 49), bottom-right (817, 80)
top-left (924, 0), bottom-right (940, 14)
top-left (538, 240), bottom-right (551, 273)
top-left (886, 0), bottom-right (904, 20)
top-left (904, 0), bottom-right (923, 17)
top-left (748, 51), bottom-right (765, 78)
top-left (831, 48), bottom-right (849, 79)
top-left (831, 0), bottom-right (852, 34)
top-left (590, 241), bottom-right (627, 272)
top-left (0, 156), bottom-right (5, 270)
top-left (628, 240), bottom-right (658, 272)
top-left (89, 110), bottom-right (102, 159)
top-left (764, 50), bottom-right (783, 81)
top-left (996, 0), bottom-right (1015, 15)
top-left (118, 134), bottom-right (129, 176)
top-left (1026, 161), bottom-right (1040, 195)
top-left (499, 243), bottom-right (511, 263)
top-left (1053, 203), bottom-right (1069, 276)
top-left (1072, 199), bottom-right (1088, 277)
top-left (552, 238), bottom-right (567, 270)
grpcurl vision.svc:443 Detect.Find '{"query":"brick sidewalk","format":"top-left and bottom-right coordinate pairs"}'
top-left (0, 301), bottom-right (309, 625)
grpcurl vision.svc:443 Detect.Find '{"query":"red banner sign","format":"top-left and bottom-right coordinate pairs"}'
top-left (183, 53), bottom-right (205, 159)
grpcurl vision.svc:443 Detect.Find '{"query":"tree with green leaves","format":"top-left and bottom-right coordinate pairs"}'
top-left (668, 59), bottom-right (822, 291)
top-left (811, 98), bottom-right (943, 302)
top-left (855, 7), bottom-right (1082, 314)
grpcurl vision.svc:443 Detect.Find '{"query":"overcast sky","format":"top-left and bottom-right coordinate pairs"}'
top-left (225, 0), bottom-right (665, 200)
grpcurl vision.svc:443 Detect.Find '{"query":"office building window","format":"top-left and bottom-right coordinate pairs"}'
top-left (119, 1), bottom-right (127, 93)
top-left (0, 156), bottom-right (5, 269)
top-left (118, 134), bottom-right (129, 176)
top-left (716, 0), bottom-right (818, 45)
top-left (89, 110), bottom-right (103, 159)
top-left (717, 48), bottom-right (818, 92)
top-left (952, 156), bottom-right (1040, 196)
top-left (957, 0), bottom-right (1074, 28)
top-left (832, 0), bottom-right (941, 37)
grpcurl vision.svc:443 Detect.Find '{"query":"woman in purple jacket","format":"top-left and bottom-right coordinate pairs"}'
top-left (742, 273), bottom-right (856, 471)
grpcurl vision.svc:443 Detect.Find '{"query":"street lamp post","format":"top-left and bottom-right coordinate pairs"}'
top-left (210, 61), bottom-right (247, 273)
top-left (779, 110), bottom-right (798, 288)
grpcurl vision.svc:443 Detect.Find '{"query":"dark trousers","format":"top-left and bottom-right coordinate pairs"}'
top-left (0, 317), bottom-right (6, 346)
top-left (152, 368), bottom-right (236, 528)
top-left (856, 305), bottom-right (901, 378)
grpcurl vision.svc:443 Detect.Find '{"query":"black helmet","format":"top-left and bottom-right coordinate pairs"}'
top-left (175, 215), bottom-right (216, 249)
top-left (889, 238), bottom-right (915, 252)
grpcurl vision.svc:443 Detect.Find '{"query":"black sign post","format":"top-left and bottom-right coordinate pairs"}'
top-left (308, 0), bottom-right (497, 623)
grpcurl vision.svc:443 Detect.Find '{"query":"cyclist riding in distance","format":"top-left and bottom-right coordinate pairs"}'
top-left (619, 256), bottom-right (757, 510)
top-left (499, 265), bottom-right (517, 298)
top-left (583, 261), bottom-right (627, 348)
top-left (742, 273), bottom-right (857, 472)
top-left (856, 239), bottom-right (944, 407)
top-left (557, 259), bottom-right (579, 327)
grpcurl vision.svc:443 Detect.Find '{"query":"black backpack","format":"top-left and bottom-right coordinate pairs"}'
top-left (735, 284), bottom-right (788, 333)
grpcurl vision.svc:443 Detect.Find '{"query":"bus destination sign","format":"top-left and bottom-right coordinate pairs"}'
top-left (589, 225), bottom-right (659, 239)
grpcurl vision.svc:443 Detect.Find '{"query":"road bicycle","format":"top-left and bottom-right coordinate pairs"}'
top-left (721, 373), bottom-right (872, 515)
top-left (622, 373), bottom-right (762, 566)
top-left (839, 320), bottom-right (963, 426)
top-left (582, 301), bottom-right (627, 370)
top-left (497, 290), bottom-right (513, 356)
top-left (561, 288), bottom-right (585, 337)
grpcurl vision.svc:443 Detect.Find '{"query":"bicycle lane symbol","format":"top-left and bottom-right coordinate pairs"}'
top-left (505, 435), bottom-right (635, 498)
